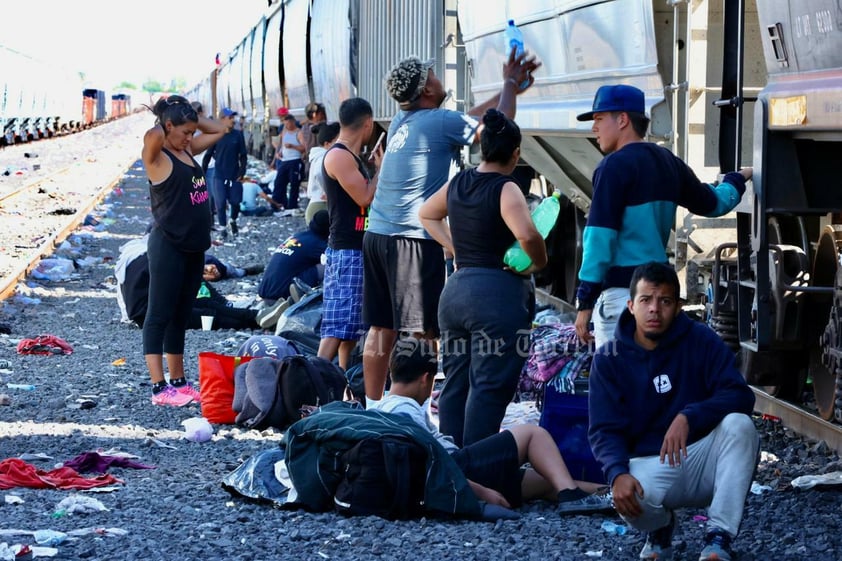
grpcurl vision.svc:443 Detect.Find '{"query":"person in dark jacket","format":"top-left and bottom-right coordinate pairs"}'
top-left (588, 262), bottom-right (758, 561)
top-left (202, 107), bottom-right (248, 237)
top-left (257, 209), bottom-right (329, 304)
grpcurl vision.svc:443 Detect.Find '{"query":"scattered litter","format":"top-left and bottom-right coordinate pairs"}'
top-left (30, 258), bottom-right (76, 282)
top-left (143, 438), bottom-right (178, 450)
top-left (33, 530), bottom-right (67, 546)
top-left (17, 453), bottom-right (53, 462)
top-left (0, 360), bottom-right (12, 369)
top-left (111, 358), bottom-right (126, 367)
top-left (692, 514), bottom-right (708, 522)
top-left (98, 449), bottom-right (140, 460)
top-left (585, 551), bottom-right (603, 558)
top-left (600, 520), bottom-right (627, 535)
top-left (0, 394), bottom-right (10, 406)
top-left (6, 383), bottom-right (36, 391)
top-left (67, 399), bottom-right (96, 410)
top-left (182, 417), bottom-right (214, 443)
top-left (31, 546), bottom-right (58, 558)
top-left (54, 494), bottom-right (109, 515)
top-left (79, 486), bottom-right (121, 494)
top-left (4, 495), bottom-right (24, 505)
top-left (791, 471), bottom-right (842, 489)
top-left (750, 482), bottom-right (773, 495)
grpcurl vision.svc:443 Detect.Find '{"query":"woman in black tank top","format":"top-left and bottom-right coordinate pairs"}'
top-left (419, 109), bottom-right (548, 447)
top-left (140, 95), bottom-right (226, 407)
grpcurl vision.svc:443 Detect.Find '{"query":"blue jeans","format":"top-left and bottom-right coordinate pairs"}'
top-left (437, 267), bottom-right (534, 447)
top-left (211, 179), bottom-right (243, 226)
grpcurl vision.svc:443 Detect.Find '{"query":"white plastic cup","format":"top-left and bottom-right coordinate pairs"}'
top-left (201, 315), bottom-right (214, 331)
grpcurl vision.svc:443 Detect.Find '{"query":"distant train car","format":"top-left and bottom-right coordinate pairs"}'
top-left (1, 45), bottom-right (85, 144)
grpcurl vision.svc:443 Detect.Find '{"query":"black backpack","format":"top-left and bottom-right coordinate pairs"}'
top-left (333, 435), bottom-right (427, 520)
top-left (234, 355), bottom-right (348, 430)
top-left (279, 355), bottom-right (349, 426)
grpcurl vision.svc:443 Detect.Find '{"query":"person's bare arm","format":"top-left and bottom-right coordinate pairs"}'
top-left (141, 125), bottom-right (169, 184)
top-left (419, 183), bottom-right (454, 255)
top-left (324, 148), bottom-right (378, 207)
top-left (190, 116), bottom-right (227, 155)
top-left (467, 47), bottom-right (542, 141)
top-left (500, 182), bottom-right (547, 274)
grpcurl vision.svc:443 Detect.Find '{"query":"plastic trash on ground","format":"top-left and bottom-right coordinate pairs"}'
top-left (31, 258), bottom-right (76, 282)
top-left (600, 520), bottom-right (627, 535)
top-left (750, 481), bottom-right (773, 495)
top-left (790, 471), bottom-right (842, 489)
top-left (54, 494), bottom-right (109, 515)
top-left (182, 417), bottom-right (214, 442)
top-left (221, 448), bottom-right (291, 506)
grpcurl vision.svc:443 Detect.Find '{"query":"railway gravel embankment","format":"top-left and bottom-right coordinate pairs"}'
top-left (0, 116), bottom-right (840, 561)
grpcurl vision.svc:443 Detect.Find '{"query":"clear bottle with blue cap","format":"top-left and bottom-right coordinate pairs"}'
top-left (503, 19), bottom-right (531, 90)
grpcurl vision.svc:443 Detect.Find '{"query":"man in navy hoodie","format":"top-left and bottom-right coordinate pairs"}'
top-left (202, 108), bottom-right (248, 238)
top-left (588, 262), bottom-right (758, 561)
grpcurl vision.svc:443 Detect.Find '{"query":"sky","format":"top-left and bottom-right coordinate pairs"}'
top-left (0, 1), bottom-right (269, 90)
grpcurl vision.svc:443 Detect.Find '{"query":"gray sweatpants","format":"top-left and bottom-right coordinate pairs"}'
top-left (623, 413), bottom-right (759, 537)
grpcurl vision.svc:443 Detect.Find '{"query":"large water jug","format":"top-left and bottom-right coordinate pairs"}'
top-left (503, 192), bottom-right (561, 273)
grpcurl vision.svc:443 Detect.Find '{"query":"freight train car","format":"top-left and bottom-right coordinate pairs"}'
top-left (1, 45), bottom-right (86, 144)
top-left (192, 0), bottom-right (842, 422)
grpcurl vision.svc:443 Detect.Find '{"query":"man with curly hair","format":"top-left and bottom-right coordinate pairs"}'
top-left (360, 50), bottom-right (541, 409)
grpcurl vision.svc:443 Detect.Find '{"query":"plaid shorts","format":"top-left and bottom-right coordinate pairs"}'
top-left (320, 247), bottom-right (366, 341)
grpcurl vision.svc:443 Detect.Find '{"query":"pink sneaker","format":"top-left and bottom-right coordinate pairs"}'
top-left (151, 385), bottom-right (193, 407)
top-left (174, 382), bottom-right (201, 404)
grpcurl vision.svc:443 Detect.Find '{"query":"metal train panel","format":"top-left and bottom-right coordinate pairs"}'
top-left (264, 6), bottom-right (284, 127)
top-left (309, 0), bottom-right (355, 122)
top-left (249, 19), bottom-right (267, 126)
top-left (282, 0), bottom-right (312, 116)
top-left (358, 0), bottom-right (445, 123)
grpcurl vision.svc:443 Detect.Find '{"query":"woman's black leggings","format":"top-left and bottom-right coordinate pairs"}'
top-left (142, 228), bottom-right (204, 355)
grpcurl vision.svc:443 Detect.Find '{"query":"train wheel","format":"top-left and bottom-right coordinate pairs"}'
top-left (810, 225), bottom-right (842, 421)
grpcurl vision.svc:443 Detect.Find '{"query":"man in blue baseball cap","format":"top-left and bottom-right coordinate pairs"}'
top-left (573, 84), bottom-right (753, 353)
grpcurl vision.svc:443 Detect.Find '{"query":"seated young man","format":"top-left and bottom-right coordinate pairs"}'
top-left (371, 337), bottom-right (612, 514)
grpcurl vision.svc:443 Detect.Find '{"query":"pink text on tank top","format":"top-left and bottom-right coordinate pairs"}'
top-left (189, 174), bottom-right (210, 206)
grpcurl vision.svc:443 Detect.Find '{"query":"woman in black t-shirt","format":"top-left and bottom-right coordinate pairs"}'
top-left (140, 95), bottom-right (226, 407)
top-left (419, 109), bottom-right (547, 447)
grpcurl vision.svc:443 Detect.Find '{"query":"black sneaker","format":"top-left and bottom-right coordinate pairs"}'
top-left (244, 264), bottom-right (264, 276)
top-left (230, 221), bottom-right (238, 236)
top-left (557, 492), bottom-right (614, 515)
top-left (640, 513), bottom-right (675, 560)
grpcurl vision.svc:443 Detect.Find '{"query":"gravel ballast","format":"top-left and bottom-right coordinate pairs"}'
top-left (0, 117), bottom-right (841, 561)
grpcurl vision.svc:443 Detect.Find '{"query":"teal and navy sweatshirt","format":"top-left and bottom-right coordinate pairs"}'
top-left (587, 309), bottom-right (755, 486)
top-left (576, 142), bottom-right (746, 309)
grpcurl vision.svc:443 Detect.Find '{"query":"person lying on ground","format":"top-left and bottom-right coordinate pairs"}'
top-left (203, 253), bottom-right (264, 282)
top-left (370, 337), bottom-right (613, 515)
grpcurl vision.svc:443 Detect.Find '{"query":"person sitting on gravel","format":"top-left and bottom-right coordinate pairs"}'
top-left (116, 236), bottom-right (273, 332)
top-left (257, 209), bottom-right (329, 306)
top-left (371, 337), bottom-right (612, 515)
top-left (588, 262), bottom-right (759, 561)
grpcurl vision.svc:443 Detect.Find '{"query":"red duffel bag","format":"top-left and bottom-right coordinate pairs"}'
top-left (198, 352), bottom-right (253, 424)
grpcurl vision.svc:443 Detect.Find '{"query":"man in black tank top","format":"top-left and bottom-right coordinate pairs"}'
top-left (317, 98), bottom-right (383, 370)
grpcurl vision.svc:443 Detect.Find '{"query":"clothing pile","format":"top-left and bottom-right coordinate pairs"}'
top-left (520, 324), bottom-right (593, 406)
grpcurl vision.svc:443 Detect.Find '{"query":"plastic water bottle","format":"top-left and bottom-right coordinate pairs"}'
top-left (504, 192), bottom-right (562, 273)
top-left (503, 19), bottom-right (530, 90)
top-left (601, 520), bottom-right (628, 536)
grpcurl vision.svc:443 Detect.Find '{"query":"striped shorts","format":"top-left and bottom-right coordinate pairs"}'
top-left (320, 247), bottom-right (366, 341)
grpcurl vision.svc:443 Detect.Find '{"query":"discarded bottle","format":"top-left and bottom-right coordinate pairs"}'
top-left (7, 383), bottom-right (36, 391)
top-left (0, 359), bottom-right (13, 369)
top-left (601, 520), bottom-right (628, 536)
top-left (33, 529), bottom-right (68, 546)
top-left (503, 19), bottom-right (531, 90)
top-left (503, 192), bottom-right (562, 273)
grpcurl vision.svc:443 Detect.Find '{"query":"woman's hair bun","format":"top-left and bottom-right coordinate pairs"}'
top-left (482, 108), bottom-right (507, 134)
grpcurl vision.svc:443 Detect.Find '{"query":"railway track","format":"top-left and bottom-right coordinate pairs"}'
top-left (0, 111), bottom-right (151, 301)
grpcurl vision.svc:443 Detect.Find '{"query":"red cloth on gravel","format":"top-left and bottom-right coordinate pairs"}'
top-left (16, 334), bottom-right (74, 355)
top-left (0, 458), bottom-right (122, 490)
